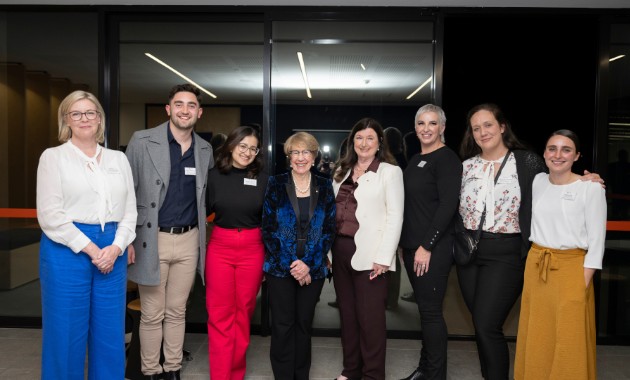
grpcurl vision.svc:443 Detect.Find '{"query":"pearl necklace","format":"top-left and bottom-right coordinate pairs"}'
top-left (293, 172), bottom-right (311, 194)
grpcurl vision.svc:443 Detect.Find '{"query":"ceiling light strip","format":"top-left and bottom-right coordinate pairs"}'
top-left (297, 52), bottom-right (312, 99)
top-left (609, 55), bottom-right (625, 62)
top-left (145, 53), bottom-right (217, 99)
top-left (406, 76), bottom-right (433, 100)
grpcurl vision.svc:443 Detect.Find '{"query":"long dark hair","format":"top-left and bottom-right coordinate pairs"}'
top-left (459, 103), bottom-right (527, 160)
top-left (215, 126), bottom-right (263, 178)
top-left (333, 117), bottom-right (396, 182)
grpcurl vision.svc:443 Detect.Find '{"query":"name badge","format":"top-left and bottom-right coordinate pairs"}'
top-left (497, 177), bottom-right (515, 184)
top-left (106, 167), bottom-right (120, 174)
top-left (185, 167), bottom-right (196, 176)
top-left (562, 191), bottom-right (576, 201)
top-left (244, 178), bottom-right (257, 186)
top-left (418, 160), bottom-right (427, 168)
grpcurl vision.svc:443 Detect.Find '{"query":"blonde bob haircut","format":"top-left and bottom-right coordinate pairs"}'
top-left (283, 132), bottom-right (319, 155)
top-left (58, 90), bottom-right (106, 144)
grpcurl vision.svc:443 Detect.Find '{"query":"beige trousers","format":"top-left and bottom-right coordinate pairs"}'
top-left (138, 228), bottom-right (199, 375)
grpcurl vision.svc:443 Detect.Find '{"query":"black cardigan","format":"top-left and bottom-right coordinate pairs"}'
top-left (513, 149), bottom-right (547, 258)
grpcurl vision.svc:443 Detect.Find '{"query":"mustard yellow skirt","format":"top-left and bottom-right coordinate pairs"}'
top-left (514, 243), bottom-right (596, 380)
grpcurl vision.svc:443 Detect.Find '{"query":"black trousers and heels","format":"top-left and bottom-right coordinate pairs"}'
top-left (401, 237), bottom-right (453, 380)
top-left (456, 233), bottom-right (525, 380)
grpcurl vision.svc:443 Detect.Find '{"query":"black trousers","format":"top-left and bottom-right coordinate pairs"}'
top-left (402, 240), bottom-right (453, 380)
top-left (266, 274), bottom-right (325, 380)
top-left (456, 234), bottom-right (524, 380)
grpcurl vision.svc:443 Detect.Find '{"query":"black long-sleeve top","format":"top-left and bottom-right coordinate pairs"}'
top-left (400, 146), bottom-right (462, 251)
top-left (206, 167), bottom-right (269, 229)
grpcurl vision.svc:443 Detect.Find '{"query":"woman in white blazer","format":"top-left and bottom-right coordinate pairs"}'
top-left (332, 118), bottom-right (404, 380)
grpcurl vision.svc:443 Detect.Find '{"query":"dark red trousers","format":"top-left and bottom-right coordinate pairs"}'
top-left (332, 235), bottom-right (388, 380)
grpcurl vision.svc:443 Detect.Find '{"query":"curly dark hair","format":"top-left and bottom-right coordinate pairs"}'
top-left (459, 103), bottom-right (527, 160)
top-left (215, 126), bottom-right (263, 178)
top-left (168, 83), bottom-right (202, 104)
top-left (333, 117), bottom-right (396, 182)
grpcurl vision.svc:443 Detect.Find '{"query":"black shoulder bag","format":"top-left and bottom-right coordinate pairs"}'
top-left (453, 151), bottom-right (510, 266)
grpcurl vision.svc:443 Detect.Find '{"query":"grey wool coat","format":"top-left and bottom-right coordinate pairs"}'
top-left (125, 122), bottom-right (214, 286)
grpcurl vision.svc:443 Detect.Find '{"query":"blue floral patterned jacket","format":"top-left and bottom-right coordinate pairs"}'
top-left (262, 172), bottom-right (336, 280)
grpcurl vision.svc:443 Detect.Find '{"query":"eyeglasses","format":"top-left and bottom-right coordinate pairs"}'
top-left (66, 110), bottom-right (100, 121)
top-left (288, 150), bottom-right (313, 158)
top-left (237, 143), bottom-right (260, 155)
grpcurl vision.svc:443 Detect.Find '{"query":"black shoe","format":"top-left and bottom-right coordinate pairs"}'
top-left (144, 375), bottom-right (161, 380)
top-left (400, 367), bottom-right (426, 380)
top-left (328, 301), bottom-right (339, 308)
top-left (163, 370), bottom-right (181, 380)
top-left (400, 291), bottom-right (415, 302)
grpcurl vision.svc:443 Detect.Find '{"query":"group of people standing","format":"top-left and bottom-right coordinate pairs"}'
top-left (36, 82), bottom-right (606, 380)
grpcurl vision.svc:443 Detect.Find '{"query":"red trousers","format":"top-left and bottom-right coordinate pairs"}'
top-left (205, 226), bottom-right (264, 380)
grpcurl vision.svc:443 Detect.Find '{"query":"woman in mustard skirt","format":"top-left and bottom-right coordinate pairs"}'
top-left (514, 129), bottom-right (607, 380)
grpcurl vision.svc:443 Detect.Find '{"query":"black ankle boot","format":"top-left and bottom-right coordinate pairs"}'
top-left (163, 370), bottom-right (181, 380)
top-left (400, 367), bottom-right (427, 380)
top-left (144, 375), bottom-right (161, 380)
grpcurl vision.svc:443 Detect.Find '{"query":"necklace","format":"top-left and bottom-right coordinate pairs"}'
top-left (293, 172), bottom-right (311, 194)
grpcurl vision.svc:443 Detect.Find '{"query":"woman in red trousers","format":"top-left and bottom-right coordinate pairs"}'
top-left (205, 126), bottom-right (269, 380)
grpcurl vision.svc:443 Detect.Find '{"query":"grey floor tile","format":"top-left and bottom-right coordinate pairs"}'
top-left (2, 329), bottom-right (630, 380)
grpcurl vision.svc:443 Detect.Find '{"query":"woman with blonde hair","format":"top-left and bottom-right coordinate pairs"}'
top-left (37, 90), bottom-right (137, 379)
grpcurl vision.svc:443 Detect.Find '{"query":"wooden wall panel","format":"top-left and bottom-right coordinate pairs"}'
top-left (25, 71), bottom-right (51, 209)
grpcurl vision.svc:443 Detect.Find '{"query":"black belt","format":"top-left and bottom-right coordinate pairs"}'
top-left (159, 225), bottom-right (197, 234)
top-left (479, 231), bottom-right (520, 239)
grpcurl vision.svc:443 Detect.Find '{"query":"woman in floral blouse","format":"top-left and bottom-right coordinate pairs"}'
top-left (457, 103), bottom-right (545, 380)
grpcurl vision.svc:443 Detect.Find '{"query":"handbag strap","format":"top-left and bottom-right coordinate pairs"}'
top-left (476, 150), bottom-right (511, 235)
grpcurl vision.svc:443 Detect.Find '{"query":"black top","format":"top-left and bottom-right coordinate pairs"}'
top-left (159, 125), bottom-right (197, 228)
top-left (297, 196), bottom-right (310, 232)
top-left (400, 146), bottom-right (462, 251)
top-left (206, 167), bottom-right (269, 229)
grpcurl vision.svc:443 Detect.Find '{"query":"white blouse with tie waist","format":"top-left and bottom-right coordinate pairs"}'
top-left (36, 141), bottom-right (137, 254)
top-left (459, 152), bottom-right (522, 233)
top-left (529, 173), bottom-right (607, 269)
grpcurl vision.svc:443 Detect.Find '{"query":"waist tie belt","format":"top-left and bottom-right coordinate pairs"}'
top-left (530, 243), bottom-right (586, 282)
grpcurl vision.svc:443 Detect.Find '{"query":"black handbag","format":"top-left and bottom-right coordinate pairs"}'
top-left (452, 151), bottom-right (510, 266)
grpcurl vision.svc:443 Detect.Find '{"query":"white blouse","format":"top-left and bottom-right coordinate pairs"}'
top-left (36, 141), bottom-right (137, 253)
top-left (459, 152), bottom-right (521, 233)
top-left (530, 173), bottom-right (607, 269)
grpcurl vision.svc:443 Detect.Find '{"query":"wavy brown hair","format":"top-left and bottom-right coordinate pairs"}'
top-left (333, 117), bottom-right (396, 182)
top-left (215, 126), bottom-right (263, 178)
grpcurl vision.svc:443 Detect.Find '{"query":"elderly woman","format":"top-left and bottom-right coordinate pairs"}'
top-left (36, 90), bottom-right (137, 379)
top-left (514, 130), bottom-right (606, 380)
top-left (399, 105), bottom-right (462, 380)
top-left (205, 126), bottom-right (268, 380)
top-left (332, 118), bottom-right (404, 380)
top-left (262, 132), bottom-right (336, 380)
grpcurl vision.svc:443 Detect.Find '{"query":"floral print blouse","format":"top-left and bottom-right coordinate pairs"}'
top-left (459, 152), bottom-right (522, 233)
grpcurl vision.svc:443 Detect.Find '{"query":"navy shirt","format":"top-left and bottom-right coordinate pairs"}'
top-left (158, 125), bottom-right (198, 228)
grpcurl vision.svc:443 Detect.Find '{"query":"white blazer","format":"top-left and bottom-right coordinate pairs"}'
top-left (333, 162), bottom-right (404, 271)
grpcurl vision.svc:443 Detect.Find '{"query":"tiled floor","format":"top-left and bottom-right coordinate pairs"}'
top-left (1, 328), bottom-right (629, 379)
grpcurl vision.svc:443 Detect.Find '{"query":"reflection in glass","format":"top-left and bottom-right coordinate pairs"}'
top-left (271, 20), bottom-right (435, 331)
